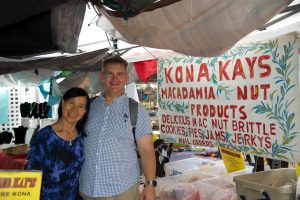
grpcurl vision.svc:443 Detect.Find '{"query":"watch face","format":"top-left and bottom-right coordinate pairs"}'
top-left (147, 180), bottom-right (157, 187)
top-left (152, 180), bottom-right (157, 187)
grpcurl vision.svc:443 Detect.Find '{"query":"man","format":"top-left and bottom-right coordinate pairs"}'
top-left (80, 55), bottom-right (156, 200)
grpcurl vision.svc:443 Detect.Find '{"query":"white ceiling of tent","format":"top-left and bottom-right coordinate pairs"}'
top-left (78, 0), bottom-right (300, 60)
top-left (96, 0), bottom-right (295, 57)
top-left (238, 0), bottom-right (300, 44)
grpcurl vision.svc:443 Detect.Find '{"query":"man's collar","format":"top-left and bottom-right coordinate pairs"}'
top-left (100, 93), bottom-right (127, 104)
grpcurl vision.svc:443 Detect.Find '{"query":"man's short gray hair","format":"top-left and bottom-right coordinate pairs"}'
top-left (101, 55), bottom-right (128, 72)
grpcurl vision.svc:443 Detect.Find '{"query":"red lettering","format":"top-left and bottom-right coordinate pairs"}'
top-left (251, 85), bottom-right (259, 100)
top-left (261, 84), bottom-right (270, 100)
top-left (164, 67), bottom-right (173, 83)
top-left (244, 133), bottom-right (250, 145)
top-left (197, 63), bottom-right (210, 81)
top-left (245, 56), bottom-right (257, 78)
top-left (186, 65), bottom-right (194, 82)
top-left (270, 123), bottom-right (276, 135)
top-left (219, 60), bottom-right (230, 81)
top-left (265, 137), bottom-right (271, 148)
top-left (175, 66), bottom-right (183, 83)
top-left (161, 88), bottom-right (167, 99)
top-left (258, 55), bottom-right (271, 78)
top-left (239, 106), bottom-right (247, 120)
top-left (232, 59), bottom-right (246, 80)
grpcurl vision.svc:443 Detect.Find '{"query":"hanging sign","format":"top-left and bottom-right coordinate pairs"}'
top-left (158, 32), bottom-right (300, 162)
top-left (0, 171), bottom-right (42, 200)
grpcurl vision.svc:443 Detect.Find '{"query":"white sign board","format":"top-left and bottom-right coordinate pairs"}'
top-left (158, 32), bottom-right (300, 162)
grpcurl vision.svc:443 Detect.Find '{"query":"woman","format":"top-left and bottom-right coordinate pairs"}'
top-left (27, 87), bottom-right (90, 200)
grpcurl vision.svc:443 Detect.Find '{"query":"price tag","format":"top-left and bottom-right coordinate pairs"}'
top-left (218, 146), bottom-right (245, 173)
top-left (296, 163), bottom-right (300, 176)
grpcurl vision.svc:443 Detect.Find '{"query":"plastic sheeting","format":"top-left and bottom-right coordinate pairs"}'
top-left (0, 0), bottom-right (86, 58)
top-left (0, 48), bottom-right (109, 75)
top-left (97, 0), bottom-right (292, 57)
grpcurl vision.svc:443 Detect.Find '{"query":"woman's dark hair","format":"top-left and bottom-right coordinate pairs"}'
top-left (57, 87), bottom-right (90, 137)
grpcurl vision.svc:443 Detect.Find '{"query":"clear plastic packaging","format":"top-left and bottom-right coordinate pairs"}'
top-left (156, 165), bottom-right (253, 200)
top-left (164, 157), bottom-right (223, 176)
top-left (198, 169), bottom-right (252, 200)
top-left (156, 170), bottom-right (214, 200)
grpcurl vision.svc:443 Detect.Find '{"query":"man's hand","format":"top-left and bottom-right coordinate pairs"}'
top-left (140, 185), bottom-right (156, 200)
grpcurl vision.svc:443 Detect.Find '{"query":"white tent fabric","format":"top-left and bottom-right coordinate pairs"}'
top-left (97, 0), bottom-right (292, 57)
top-left (238, 21), bottom-right (300, 44)
top-left (125, 82), bottom-right (140, 103)
top-left (0, 69), bottom-right (57, 87)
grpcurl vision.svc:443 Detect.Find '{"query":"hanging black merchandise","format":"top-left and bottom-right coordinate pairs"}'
top-left (0, 131), bottom-right (13, 144)
top-left (33, 102), bottom-right (40, 118)
top-left (39, 102), bottom-right (50, 119)
top-left (20, 102), bottom-right (30, 118)
top-left (28, 102), bottom-right (36, 118)
top-left (13, 126), bottom-right (28, 144)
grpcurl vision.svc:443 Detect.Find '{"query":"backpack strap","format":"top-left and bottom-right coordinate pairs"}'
top-left (89, 96), bottom-right (97, 103)
top-left (129, 98), bottom-right (138, 146)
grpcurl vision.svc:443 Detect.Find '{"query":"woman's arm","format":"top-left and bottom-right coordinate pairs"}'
top-left (27, 132), bottom-right (46, 170)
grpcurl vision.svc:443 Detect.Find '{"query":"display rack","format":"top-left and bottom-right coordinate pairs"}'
top-left (0, 87), bottom-right (36, 132)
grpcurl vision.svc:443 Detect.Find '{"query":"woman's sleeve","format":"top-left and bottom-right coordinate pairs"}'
top-left (27, 131), bottom-right (46, 170)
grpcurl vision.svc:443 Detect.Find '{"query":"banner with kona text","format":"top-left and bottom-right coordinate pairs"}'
top-left (0, 171), bottom-right (42, 200)
top-left (158, 32), bottom-right (300, 162)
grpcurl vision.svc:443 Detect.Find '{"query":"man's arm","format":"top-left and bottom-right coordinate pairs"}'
top-left (138, 134), bottom-right (156, 200)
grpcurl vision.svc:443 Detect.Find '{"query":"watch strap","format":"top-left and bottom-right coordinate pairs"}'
top-left (145, 180), bottom-right (157, 187)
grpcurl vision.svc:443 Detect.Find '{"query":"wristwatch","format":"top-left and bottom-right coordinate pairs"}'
top-left (145, 180), bottom-right (157, 187)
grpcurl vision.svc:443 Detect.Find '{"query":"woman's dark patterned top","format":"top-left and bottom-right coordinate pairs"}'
top-left (27, 125), bottom-right (84, 200)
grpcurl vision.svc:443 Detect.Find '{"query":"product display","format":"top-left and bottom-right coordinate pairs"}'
top-left (39, 102), bottom-right (51, 119)
top-left (20, 102), bottom-right (29, 118)
top-left (164, 157), bottom-right (223, 176)
top-left (13, 125), bottom-right (28, 144)
top-left (31, 102), bottom-right (39, 118)
top-left (156, 162), bottom-right (253, 200)
top-left (0, 131), bottom-right (13, 144)
top-left (156, 170), bottom-right (214, 200)
top-left (19, 102), bottom-right (51, 118)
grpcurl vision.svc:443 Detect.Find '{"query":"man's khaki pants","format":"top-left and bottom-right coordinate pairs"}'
top-left (80, 183), bottom-right (139, 200)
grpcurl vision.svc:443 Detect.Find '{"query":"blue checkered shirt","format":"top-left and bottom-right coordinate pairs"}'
top-left (79, 93), bottom-right (152, 197)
